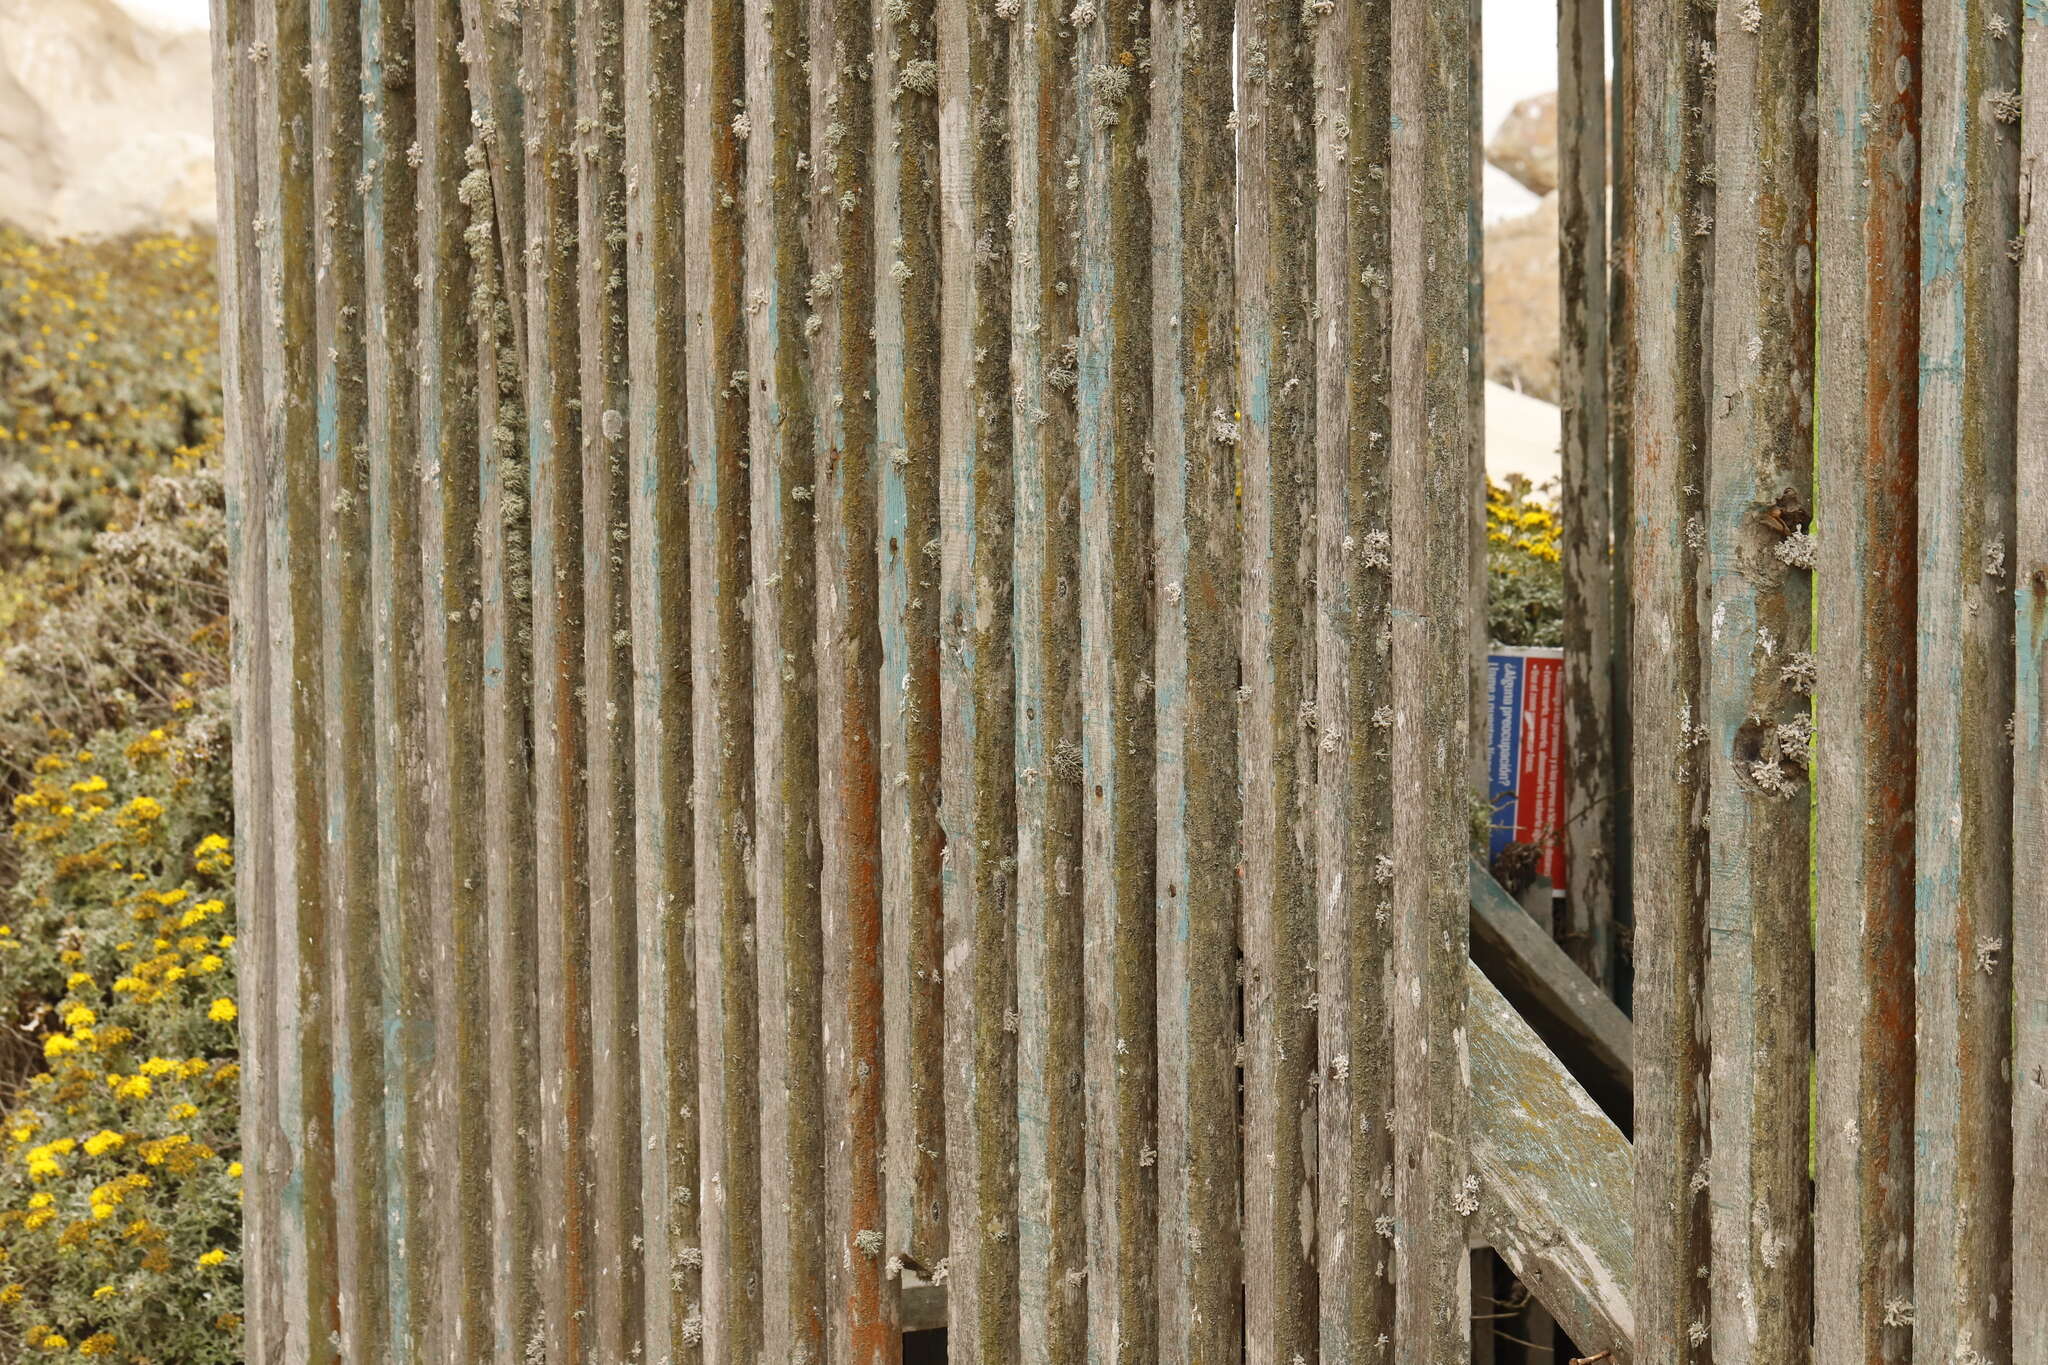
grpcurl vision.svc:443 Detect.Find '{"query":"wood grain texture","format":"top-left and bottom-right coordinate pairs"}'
top-left (873, 0), bottom-right (950, 1291)
top-left (1705, 3), bottom-right (1819, 1358)
top-left (937, 0), bottom-right (1020, 1355)
top-left (1605, 0), bottom-right (1635, 1012)
top-left (521, 5), bottom-right (596, 1355)
top-left (311, 0), bottom-right (382, 1349)
top-left (1236, 0), bottom-right (1317, 1351)
top-left (1468, 963), bottom-right (1635, 1364)
top-left (1151, 0), bottom-right (1242, 1357)
top-left (1813, 0), bottom-right (1919, 1359)
top-left (1388, 0), bottom-right (1474, 1357)
top-left (1622, 0), bottom-right (1714, 1357)
top-left (1915, 3), bottom-right (2019, 1362)
top-left (685, 0), bottom-right (762, 1348)
top-left (1313, 0), bottom-right (1398, 1354)
top-left (412, 2), bottom-right (489, 1353)
top-left (2016, 10), bottom-right (2048, 1360)
top-left (622, 0), bottom-right (699, 1358)
top-left (807, 0), bottom-right (891, 1351)
top-left (461, 6), bottom-right (544, 1346)
top-left (742, 0), bottom-right (828, 1351)
top-left (455, 0), bottom-right (526, 366)
top-left (253, 1), bottom-right (342, 1357)
top-left (572, 7), bottom-right (646, 1356)
top-left (1557, 0), bottom-right (1615, 991)
top-left (1011, 0), bottom-right (1087, 1357)
top-left (1075, 0), bottom-right (1155, 1352)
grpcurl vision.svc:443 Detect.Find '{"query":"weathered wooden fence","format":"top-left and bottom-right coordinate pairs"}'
top-left (212, 0), bottom-right (2044, 1361)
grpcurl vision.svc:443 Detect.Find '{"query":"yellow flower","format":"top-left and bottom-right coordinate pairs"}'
top-left (208, 998), bottom-right (236, 1023)
top-left (23, 1207), bottom-right (54, 1229)
top-left (167, 1102), bottom-right (198, 1121)
top-left (41, 1034), bottom-right (78, 1060)
top-left (125, 796), bottom-right (163, 821)
top-left (197, 1248), bottom-right (227, 1267)
top-left (0, 1284), bottom-right (20, 1305)
top-left (61, 1005), bottom-right (95, 1030)
top-left (68, 775), bottom-right (106, 794)
top-left (82, 1130), bottom-right (123, 1157)
top-left (139, 1057), bottom-right (178, 1077)
top-left (28, 1192), bottom-right (52, 1209)
top-left (195, 954), bottom-right (224, 974)
top-left (92, 1284), bottom-right (116, 1300)
top-left (65, 971), bottom-right (92, 990)
top-left (35, 1332), bottom-right (66, 1351)
top-left (78, 1331), bottom-right (118, 1355)
top-left (226, 1161), bottom-right (243, 1178)
top-left (111, 1074), bottom-right (151, 1101)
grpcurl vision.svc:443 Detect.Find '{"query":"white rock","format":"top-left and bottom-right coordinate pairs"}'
top-left (0, 0), bottom-right (214, 239)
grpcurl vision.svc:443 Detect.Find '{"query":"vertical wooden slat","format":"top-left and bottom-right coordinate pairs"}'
top-left (1151, 0), bottom-right (1242, 1355)
top-left (873, 0), bottom-right (949, 1291)
top-left (1387, 0), bottom-right (1473, 1356)
top-left (456, 0), bottom-right (527, 364)
top-left (572, 7), bottom-right (646, 1357)
top-left (215, 1), bottom-right (283, 1354)
top-left (2016, 12), bottom-right (2048, 1362)
top-left (1074, 0), bottom-right (1155, 1351)
top-left (744, 0), bottom-right (829, 1349)
top-left (1915, 1), bottom-right (2019, 1360)
top-left (938, 0), bottom-right (1020, 1355)
top-left (1706, 2), bottom-right (1819, 1359)
top-left (1236, 0), bottom-right (1316, 1347)
top-left (310, 0), bottom-right (378, 1354)
top-left (809, 0), bottom-right (891, 1349)
top-left (1624, 0), bottom-right (1715, 1356)
top-left (1314, 0), bottom-right (1396, 1354)
top-left (254, 0), bottom-right (342, 1357)
top-left (522, 3), bottom-right (595, 1356)
top-left (460, 11), bottom-right (544, 1347)
top-left (623, 0), bottom-right (699, 1358)
top-left (685, 0), bottom-right (762, 1345)
top-left (413, 2), bottom-right (489, 1354)
top-left (1558, 0), bottom-right (1614, 990)
top-left (1010, 0), bottom-right (1087, 1348)
top-left (363, 0), bottom-right (437, 1351)
top-left (1813, 0), bottom-right (1919, 1359)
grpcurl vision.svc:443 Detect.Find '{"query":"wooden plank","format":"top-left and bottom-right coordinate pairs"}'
top-left (1915, 1), bottom-right (2020, 1360)
top-left (622, 0), bottom-right (699, 1357)
top-left (253, 1), bottom-right (342, 1357)
top-left (1468, 962), bottom-right (1635, 1364)
top-left (573, 7), bottom-right (647, 1357)
top-left (1150, 0), bottom-right (1243, 1356)
top-left (521, 4), bottom-right (595, 1356)
top-left (808, 0), bottom-right (891, 1350)
top-left (412, 2), bottom-right (490, 1354)
top-left (1605, 0), bottom-right (1635, 1010)
top-left (1010, 0), bottom-right (1087, 1357)
top-left (937, 0), bottom-right (1020, 1355)
top-left (1236, 0), bottom-right (1317, 1351)
top-left (1468, 861), bottom-right (1632, 1117)
top-left (1812, 1), bottom-right (1919, 1360)
top-left (1557, 0), bottom-right (1615, 990)
top-left (460, 10), bottom-right (545, 1347)
top-left (215, 1), bottom-right (290, 1355)
top-left (744, 0), bottom-right (828, 1351)
top-left (1622, 0), bottom-right (1714, 1356)
top-left (1388, 0), bottom-right (1474, 1356)
top-left (685, 0), bottom-right (763, 1346)
top-left (1074, 0), bottom-right (1155, 1352)
top-left (2016, 10), bottom-right (2048, 1360)
top-left (1704, 4), bottom-right (1819, 1359)
top-left (1311, 0), bottom-right (1398, 1354)
top-left (873, 0), bottom-right (949, 1292)
top-left (363, 1), bottom-right (440, 1353)
top-left (308, 0), bottom-right (379, 1355)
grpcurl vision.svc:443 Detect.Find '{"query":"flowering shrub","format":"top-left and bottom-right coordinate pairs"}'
top-left (0, 229), bottom-right (220, 581)
top-left (0, 707), bottom-right (240, 1362)
top-left (1487, 475), bottom-right (1565, 647)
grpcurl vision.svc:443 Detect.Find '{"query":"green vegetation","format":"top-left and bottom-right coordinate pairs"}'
top-left (0, 228), bottom-right (237, 1361)
top-left (1487, 475), bottom-right (1565, 646)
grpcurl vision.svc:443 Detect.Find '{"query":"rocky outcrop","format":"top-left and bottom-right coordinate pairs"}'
top-left (1484, 190), bottom-right (1559, 405)
top-left (0, 0), bottom-right (214, 239)
top-left (1486, 90), bottom-right (1558, 197)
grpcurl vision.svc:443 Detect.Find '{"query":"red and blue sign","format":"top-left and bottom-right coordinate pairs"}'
top-left (1485, 646), bottom-right (1566, 894)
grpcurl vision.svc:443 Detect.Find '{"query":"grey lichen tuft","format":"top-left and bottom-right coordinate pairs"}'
top-left (1773, 529), bottom-right (1817, 570)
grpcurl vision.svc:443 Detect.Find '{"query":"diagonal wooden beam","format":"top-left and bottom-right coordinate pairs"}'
top-left (1470, 958), bottom-right (1636, 1363)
